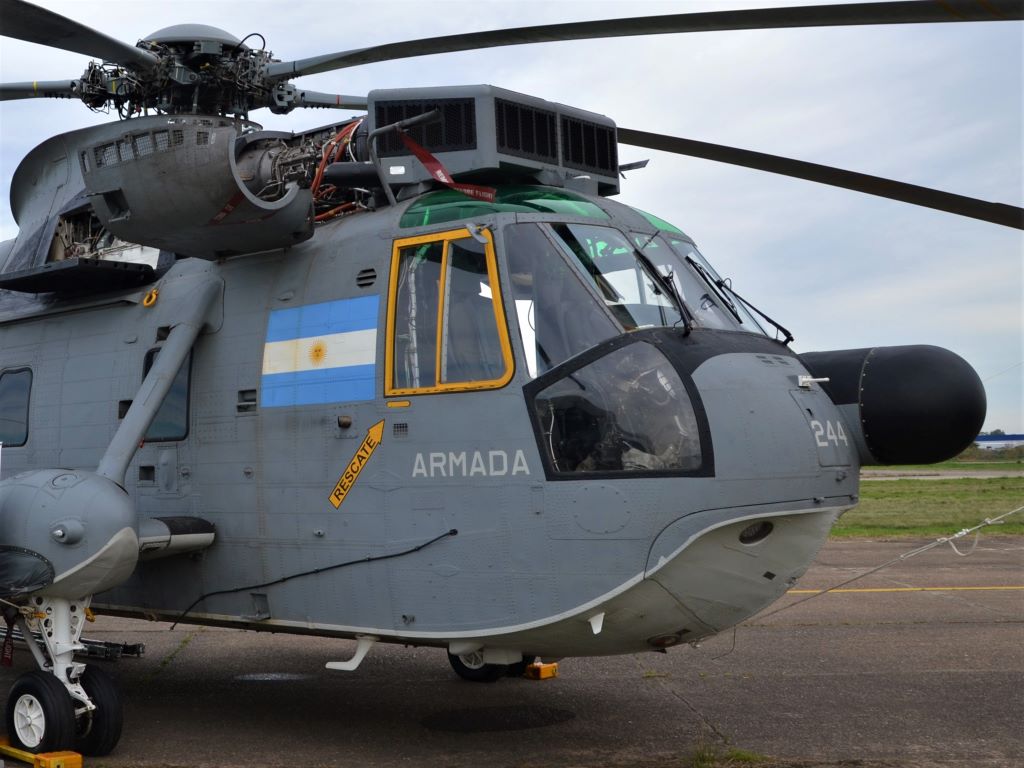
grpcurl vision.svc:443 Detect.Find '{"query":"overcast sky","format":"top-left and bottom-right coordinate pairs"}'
top-left (1, 0), bottom-right (1021, 432)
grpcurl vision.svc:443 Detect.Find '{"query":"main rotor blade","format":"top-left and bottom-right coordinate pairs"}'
top-left (0, 79), bottom-right (80, 101)
top-left (265, 0), bottom-right (1022, 81)
top-left (0, 0), bottom-right (159, 70)
top-left (288, 90), bottom-right (369, 110)
top-left (617, 128), bottom-right (1024, 230)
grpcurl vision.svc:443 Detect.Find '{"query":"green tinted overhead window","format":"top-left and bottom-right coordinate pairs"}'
top-left (400, 186), bottom-right (608, 229)
top-left (633, 208), bottom-right (686, 236)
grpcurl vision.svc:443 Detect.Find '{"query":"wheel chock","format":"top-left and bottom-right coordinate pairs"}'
top-left (0, 737), bottom-right (82, 768)
top-left (524, 661), bottom-right (559, 680)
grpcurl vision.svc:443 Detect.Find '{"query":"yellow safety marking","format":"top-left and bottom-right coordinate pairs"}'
top-left (384, 227), bottom-right (515, 397)
top-left (0, 736), bottom-right (82, 767)
top-left (525, 661), bottom-right (559, 680)
top-left (33, 81), bottom-right (38, 94)
top-left (787, 586), bottom-right (1024, 594)
top-left (328, 420), bottom-right (384, 509)
top-left (386, 400), bottom-right (411, 408)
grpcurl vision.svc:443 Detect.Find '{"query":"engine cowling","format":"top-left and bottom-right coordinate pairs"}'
top-left (799, 345), bottom-right (986, 465)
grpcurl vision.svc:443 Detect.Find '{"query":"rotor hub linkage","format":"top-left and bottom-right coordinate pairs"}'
top-left (78, 36), bottom-right (280, 118)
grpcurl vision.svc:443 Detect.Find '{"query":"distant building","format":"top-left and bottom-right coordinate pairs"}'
top-left (975, 434), bottom-right (1024, 450)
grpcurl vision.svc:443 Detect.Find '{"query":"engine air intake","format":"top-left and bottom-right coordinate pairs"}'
top-left (367, 85), bottom-right (620, 195)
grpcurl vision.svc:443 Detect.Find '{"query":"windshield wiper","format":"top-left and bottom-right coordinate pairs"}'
top-left (684, 255), bottom-right (743, 323)
top-left (634, 245), bottom-right (693, 335)
top-left (685, 256), bottom-right (793, 344)
top-left (720, 282), bottom-right (794, 345)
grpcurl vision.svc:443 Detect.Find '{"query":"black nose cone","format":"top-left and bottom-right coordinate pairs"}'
top-left (802, 345), bottom-right (987, 465)
top-left (858, 345), bottom-right (986, 464)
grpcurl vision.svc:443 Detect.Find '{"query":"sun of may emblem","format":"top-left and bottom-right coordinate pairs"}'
top-left (308, 339), bottom-right (327, 366)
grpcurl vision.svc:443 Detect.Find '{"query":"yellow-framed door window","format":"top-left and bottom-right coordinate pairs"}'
top-left (386, 227), bottom-right (514, 396)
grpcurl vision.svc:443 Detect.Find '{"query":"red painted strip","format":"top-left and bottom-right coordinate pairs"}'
top-left (398, 131), bottom-right (496, 202)
top-left (208, 191), bottom-right (247, 225)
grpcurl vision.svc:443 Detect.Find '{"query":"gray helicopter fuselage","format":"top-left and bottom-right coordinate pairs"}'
top-left (0, 187), bottom-right (859, 659)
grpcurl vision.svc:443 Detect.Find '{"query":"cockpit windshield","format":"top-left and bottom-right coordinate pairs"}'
top-left (549, 223), bottom-right (687, 331)
top-left (502, 221), bottom-right (772, 381)
top-left (629, 233), bottom-right (740, 333)
top-left (662, 237), bottom-right (768, 335)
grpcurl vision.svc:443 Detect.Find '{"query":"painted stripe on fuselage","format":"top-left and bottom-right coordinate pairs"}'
top-left (262, 329), bottom-right (376, 375)
top-left (265, 295), bottom-right (378, 343)
top-left (261, 365), bottom-right (375, 407)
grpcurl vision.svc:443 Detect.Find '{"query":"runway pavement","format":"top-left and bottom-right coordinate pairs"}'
top-left (1, 537), bottom-right (1021, 767)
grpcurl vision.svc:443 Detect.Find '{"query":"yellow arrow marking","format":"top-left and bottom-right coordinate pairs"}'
top-left (328, 420), bottom-right (384, 509)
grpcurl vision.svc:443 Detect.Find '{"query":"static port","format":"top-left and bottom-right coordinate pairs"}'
top-left (739, 520), bottom-right (773, 545)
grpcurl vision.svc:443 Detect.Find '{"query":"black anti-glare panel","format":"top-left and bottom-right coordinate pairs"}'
top-left (374, 98), bottom-right (477, 156)
top-left (561, 116), bottom-right (618, 176)
top-left (495, 98), bottom-right (557, 164)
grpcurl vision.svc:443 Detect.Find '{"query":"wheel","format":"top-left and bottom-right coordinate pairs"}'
top-left (506, 655), bottom-right (537, 677)
top-left (447, 650), bottom-right (507, 682)
top-left (74, 666), bottom-right (123, 756)
top-left (5, 670), bottom-right (75, 753)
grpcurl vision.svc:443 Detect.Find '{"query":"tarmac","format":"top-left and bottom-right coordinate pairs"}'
top-left (1, 537), bottom-right (1022, 767)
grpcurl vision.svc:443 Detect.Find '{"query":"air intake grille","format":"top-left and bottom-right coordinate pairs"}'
top-left (356, 268), bottom-right (377, 287)
top-left (560, 116), bottom-right (618, 176)
top-left (495, 99), bottom-right (557, 164)
top-left (374, 98), bottom-right (477, 156)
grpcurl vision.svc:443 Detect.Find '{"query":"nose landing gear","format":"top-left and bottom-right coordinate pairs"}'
top-left (3, 596), bottom-right (123, 756)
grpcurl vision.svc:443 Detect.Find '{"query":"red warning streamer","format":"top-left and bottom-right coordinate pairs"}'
top-left (398, 131), bottom-right (497, 203)
top-left (2, 614), bottom-right (15, 667)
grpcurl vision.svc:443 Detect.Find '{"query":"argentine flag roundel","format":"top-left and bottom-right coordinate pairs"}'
top-left (261, 296), bottom-right (379, 407)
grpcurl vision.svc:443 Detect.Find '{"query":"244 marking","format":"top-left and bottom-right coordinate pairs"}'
top-left (810, 419), bottom-right (848, 448)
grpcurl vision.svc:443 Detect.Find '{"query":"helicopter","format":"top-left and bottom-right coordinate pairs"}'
top-left (0, 0), bottom-right (1019, 758)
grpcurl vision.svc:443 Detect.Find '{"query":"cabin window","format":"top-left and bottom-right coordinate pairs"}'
top-left (143, 349), bottom-right (191, 441)
top-left (0, 369), bottom-right (32, 447)
top-left (387, 227), bottom-right (513, 395)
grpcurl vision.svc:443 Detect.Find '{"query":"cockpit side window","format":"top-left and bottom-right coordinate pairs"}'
top-left (531, 340), bottom-right (704, 476)
top-left (386, 228), bottom-right (513, 395)
top-left (504, 224), bottom-right (619, 378)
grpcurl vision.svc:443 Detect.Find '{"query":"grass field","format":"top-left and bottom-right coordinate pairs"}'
top-left (834, 476), bottom-right (1024, 537)
top-left (868, 460), bottom-right (1023, 473)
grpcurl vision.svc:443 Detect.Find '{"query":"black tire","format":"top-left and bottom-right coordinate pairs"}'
top-left (74, 666), bottom-right (123, 756)
top-left (506, 655), bottom-right (537, 677)
top-left (5, 670), bottom-right (75, 753)
top-left (447, 651), bottom-right (507, 682)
